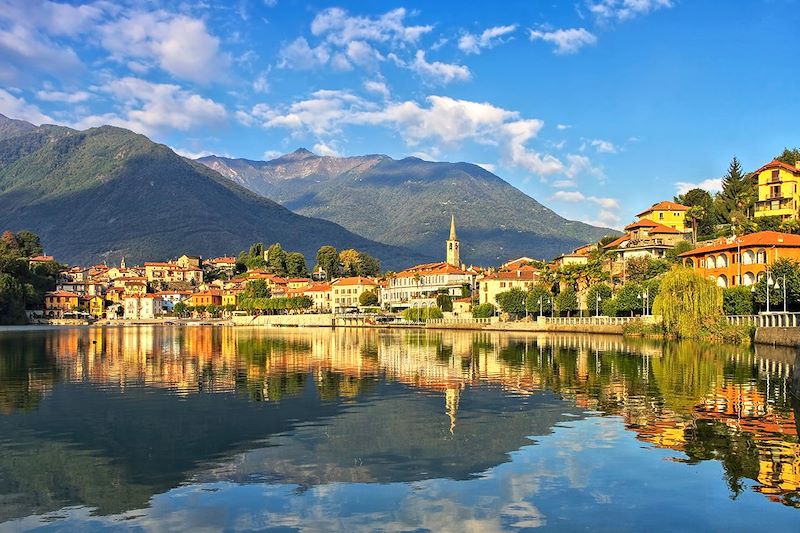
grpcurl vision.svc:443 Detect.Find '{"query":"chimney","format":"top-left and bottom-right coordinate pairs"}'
top-left (795, 160), bottom-right (800, 170)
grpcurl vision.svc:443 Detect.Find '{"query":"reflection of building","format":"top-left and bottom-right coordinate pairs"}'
top-left (680, 231), bottom-right (800, 288)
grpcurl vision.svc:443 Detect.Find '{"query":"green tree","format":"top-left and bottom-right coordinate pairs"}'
top-left (173, 302), bottom-right (187, 316)
top-left (752, 258), bottom-right (800, 311)
top-left (402, 307), bottom-right (443, 321)
top-left (14, 231), bottom-right (42, 257)
top-left (356, 251), bottom-right (381, 276)
top-left (666, 240), bottom-right (694, 263)
top-left (723, 286), bottom-right (754, 316)
top-left (359, 290), bottom-right (379, 307)
top-left (316, 246), bottom-right (340, 280)
top-left (285, 252), bottom-right (308, 277)
top-left (775, 147), bottom-right (800, 166)
top-left (652, 267), bottom-right (724, 339)
top-left (436, 292), bottom-right (453, 312)
top-left (339, 249), bottom-right (361, 276)
top-left (472, 303), bottom-right (496, 318)
top-left (555, 286), bottom-right (578, 317)
top-left (616, 282), bottom-right (643, 317)
top-left (586, 283), bottom-right (613, 315)
top-left (496, 287), bottom-right (526, 315)
top-left (686, 205), bottom-right (705, 244)
top-left (756, 215), bottom-right (783, 232)
top-left (242, 279), bottom-right (271, 299)
top-left (525, 284), bottom-right (552, 316)
top-left (266, 243), bottom-right (287, 276)
top-left (718, 157), bottom-right (756, 224)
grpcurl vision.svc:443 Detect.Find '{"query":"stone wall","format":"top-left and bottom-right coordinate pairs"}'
top-left (231, 314), bottom-right (334, 327)
top-left (754, 327), bottom-right (800, 348)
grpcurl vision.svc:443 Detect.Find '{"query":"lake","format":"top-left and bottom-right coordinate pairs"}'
top-left (0, 326), bottom-right (798, 531)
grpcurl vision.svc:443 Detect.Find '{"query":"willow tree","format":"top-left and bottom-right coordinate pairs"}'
top-left (652, 267), bottom-right (723, 338)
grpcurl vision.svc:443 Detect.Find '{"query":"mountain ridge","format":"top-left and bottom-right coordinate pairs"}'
top-left (198, 149), bottom-right (617, 264)
top-left (0, 114), bottom-right (428, 269)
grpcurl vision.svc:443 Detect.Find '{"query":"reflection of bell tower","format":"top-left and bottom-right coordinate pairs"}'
top-left (445, 386), bottom-right (461, 434)
top-left (446, 215), bottom-right (460, 267)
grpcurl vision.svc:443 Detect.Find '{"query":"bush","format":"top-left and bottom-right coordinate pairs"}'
top-left (359, 290), bottom-right (379, 307)
top-left (402, 307), bottom-right (443, 321)
top-left (472, 303), bottom-right (496, 318)
top-left (496, 288), bottom-right (526, 314)
top-left (723, 286), bottom-right (754, 316)
top-left (436, 292), bottom-right (453, 312)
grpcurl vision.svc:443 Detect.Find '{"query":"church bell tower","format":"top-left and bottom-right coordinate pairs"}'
top-left (446, 215), bottom-right (460, 267)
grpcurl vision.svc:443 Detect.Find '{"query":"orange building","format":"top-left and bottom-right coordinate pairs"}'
top-left (44, 290), bottom-right (79, 317)
top-left (187, 289), bottom-right (223, 307)
top-left (679, 231), bottom-right (800, 288)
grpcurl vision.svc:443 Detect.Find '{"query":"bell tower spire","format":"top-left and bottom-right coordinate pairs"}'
top-left (446, 215), bottom-right (460, 267)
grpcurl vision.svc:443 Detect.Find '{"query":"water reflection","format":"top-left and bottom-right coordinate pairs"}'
top-left (0, 326), bottom-right (798, 529)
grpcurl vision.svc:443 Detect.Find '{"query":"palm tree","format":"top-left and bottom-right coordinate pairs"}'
top-left (686, 205), bottom-right (705, 244)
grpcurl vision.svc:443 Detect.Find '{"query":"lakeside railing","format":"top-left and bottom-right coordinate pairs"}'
top-left (426, 317), bottom-right (497, 325)
top-left (539, 316), bottom-right (641, 326)
top-left (727, 313), bottom-right (800, 328)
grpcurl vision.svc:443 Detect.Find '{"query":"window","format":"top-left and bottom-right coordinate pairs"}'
top-left (659, 212), bottom-right (664, 219)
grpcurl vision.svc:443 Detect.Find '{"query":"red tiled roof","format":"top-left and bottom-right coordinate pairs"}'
top-left (46, 290), bottom-right (78, 297)
top-left (679, 231), bottom-right (800, 257)
top-left (624, 218), bottom-right (682, 234)
top-left (333, 276), bottom-right (379, 286)
top-left (482, 270), bottom-right (541, 281)
top-left (30, 255), bottom-right (54, 261)
top-left (635, 201), bottom-right (689, 217)
top-left (754, 160), bottom-right (800, 175)
top-left (604, 235), bottom-right (631, 249)
top-left (396, 261), bottom-right (468, 277)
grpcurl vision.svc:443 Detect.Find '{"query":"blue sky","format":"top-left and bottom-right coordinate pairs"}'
top-left (1, 0), bottom-right (798, 229)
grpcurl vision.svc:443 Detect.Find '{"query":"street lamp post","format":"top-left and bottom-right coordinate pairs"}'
top-left (538, 296), bottom-right (543, 317)
top-left (783, 274), bottom-right (788, 313)
top-left (596, 295), bottom-right (601, 317)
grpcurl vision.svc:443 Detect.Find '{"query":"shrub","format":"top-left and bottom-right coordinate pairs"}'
top-left (723, 286), bottom-right (754, 316)
top-left (472, 303), bottom-right (496, 318)
top-left (402, 307), bottom-right (443, 321)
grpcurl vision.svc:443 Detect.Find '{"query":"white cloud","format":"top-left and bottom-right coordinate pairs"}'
top-left (263, 149), bottom-right (282, 159)
top-left (247, 91), bottom-right (600, 182)
top-left (675, 178), bottom-right (723, 195)
top-left (277, 37), bottom-right (331, 69)
top-left (0, 23), bottom-right (84, 83)
top-left (458, 24), bottom-right (517, 54)
top-left (0, 88), bottom-right (52, 124)
top-left (0, 0), bottom-right (105, 37)
top-left (36, 89), bottom-right (92, 103)
top-left (410, 50), bottom-right (471, 84)
top-left (588, 0), bottom-right (673, 22)
top-left (98, 11), bottom-right (230, 83)
top-left (74, 77), bottom-right (226, 136)
top-left (345, 40), bottom-right (384, 69)
top-left (551, 190), bottom-right (621, 227)
top-left (364, 80), bottom-right (390, 99)
top-left (171, 146), bottom-right (217, 159)
top-left (252, 72), bottom-right (269, 93)
top-left (313, 141), bottom-right (341, 157)
top-left (476, 162), bottom-right (496, 173)
top-left (529, 28), bottom-right (597, 54)
top-left (310, 7), bottom-right (432, 47)
top-left (588, 138), bottom-right (617, 153)
top-left (553, 179), bottom-right (577, 188)
top-left (556, 124), bottom-right (571, 130)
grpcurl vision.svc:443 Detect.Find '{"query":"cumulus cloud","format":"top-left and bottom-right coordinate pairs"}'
top-left (244, 91), bottom-right (601, 181)
top-left (98, 10), bottom-right (230, 83)
top-left (74, 77), bottom-right (226, 136)
top-left (587, 139), bottom-right (617, 153)
top-left (410, 50), bottom-right (471, 84)
top-left (551, 190), bottom-right (621, 227)
top-left (0, 88), bottom-right (52, 124)
top-left (36, 89), bottom-right (92, 103)
top-left (313, 141), bottom-right (341, 157)
top-left (364, 80), bottom-right (390, 99)
top-left (278, 37), bottom-right (330, 69)
top-left (0, 22), bottom-right (84, 83)
top-left (458, 24), bottom-right (517, 54)
top-left (310, 7), bottom-right (432, 46)
top-left (675, 178), bottom-right (723, 195)
top-left (529, 28), bottom-right (597, 54)
top-left (588, 0), bottom-right (674, 22)
top-left (345, 40), bottom-right (384, 69)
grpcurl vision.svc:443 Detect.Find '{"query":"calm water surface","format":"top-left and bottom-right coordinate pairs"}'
top-left (0, 326), bottom-right (798, 531)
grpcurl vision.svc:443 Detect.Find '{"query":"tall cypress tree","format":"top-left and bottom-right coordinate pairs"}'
top-left (717, 157), bottom-right (753, 224)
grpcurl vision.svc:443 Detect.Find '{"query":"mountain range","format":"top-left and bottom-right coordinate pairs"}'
top-left (198, 150), bottom-right (615, 265)
top-left (0, 114), bottom-right (423, 269)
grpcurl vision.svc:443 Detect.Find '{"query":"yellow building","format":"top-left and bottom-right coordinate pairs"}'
top-left (87, 295), bottom-right (105, 318)
top-left (331, 277), bottom-right (379, 312)
top-left (635, 200), bottom-right (690, 232)
top-left (44, 290), bottom-right (79, 317)
top-left (754, 160), bottom-right (800, 221)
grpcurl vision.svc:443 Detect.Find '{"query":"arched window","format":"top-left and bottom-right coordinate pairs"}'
top-left (742, 250), bottom-right (755, 265)
top-left (756, 249), bottom-right (767, 264)
top-left (716, 275), bottom-right (728, 288)
top-left (742, 272), bottom-right (755, 286)
top-left (715, 254), bottom-right (728, 268)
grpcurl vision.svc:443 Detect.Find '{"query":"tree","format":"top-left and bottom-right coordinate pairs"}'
top-left (436, 292), bottom-right (453, 312)
top-left (266, 243), bottom-right (287, 276)
top-left (775, 147), bottom-right (800, 166)
top-left (173, 302), bottom-right (187, 316)
top-left (718, 157), bottom-right (755, 224)
top-left (756, 215), bottom-right (783, 232)
top-left (403, 307), bottom-right (443, 321)
top-left (316, 246), bottom-right (339, 280)
top-left (285, 252), bottom-right (308, 277)
top-left (586, 283), bottom-right (613, 315)
top-left (356, 251), bottom-right (381, 276)
top-left (496, 288), bottom-right (526, 315)
top-left (241, 279), bottom-right (271, 299)
top-left (525, 284), bottom-right (552, 316)
top-left (626, 257), bottom-right (670, 282)
top-left (686, 205), bottom-right (705, 244)
top-left (555, 286), bottom-right (578, 317)
top-left (14, 230), bottom-right (42, 257)
top-left (616, 282), bottom-right (643, 317)
top-left (652, 267), bottom-right (724, 338)
top-left (723, 287), bottom-right (754, 316)
top-left (472, 303), bottom-right (496, 318)
top-left (359, 290), bottom-right (379, 307)
top-left (338, 249), bottom-right (361, 276)
top-left (752, 258), bottom-right (800, 311)
top-left (666, 240), bottom-right (694, 263)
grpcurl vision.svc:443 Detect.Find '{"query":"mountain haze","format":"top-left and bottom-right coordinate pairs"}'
top-left (0, 114), bottom-right (426, 269)
top-left (199, 149), bottom-right (616, 264)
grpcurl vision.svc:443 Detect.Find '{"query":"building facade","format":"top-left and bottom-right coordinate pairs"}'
top-left (754, 160), bottom-right (800, 221)
top-left (635, 201), bottom-right (690, 232)
top-left (331, 277), bottom-right (379, 312)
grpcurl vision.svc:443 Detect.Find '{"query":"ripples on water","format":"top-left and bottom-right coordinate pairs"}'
top-left (0, 326), bottom-right (798, 531)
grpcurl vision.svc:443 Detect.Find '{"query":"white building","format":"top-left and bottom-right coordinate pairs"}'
top-left (124, 295), bottom-right (163, 320)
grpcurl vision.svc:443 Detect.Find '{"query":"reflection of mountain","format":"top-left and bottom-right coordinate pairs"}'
top-left (0, 326), bottom-right (798, 522)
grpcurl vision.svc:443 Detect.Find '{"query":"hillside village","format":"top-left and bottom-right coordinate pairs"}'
top-left (6, 154), bottom-right (800, 324)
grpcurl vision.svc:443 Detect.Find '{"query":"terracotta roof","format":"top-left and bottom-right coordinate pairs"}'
top-left (624, 218), bottom-right (683, 234)
top-left (454, 297), bottom-right (472, 303)
top-left (754, 159), bottom-right (800, 175)
top-left (46, 290), bottom-right (78, 297)
top-left (29, 255), bottom-right (54, 261)
top-left (209, 256), bottom-right (237, 264)
top-left (481, 270), bottom-right (541, 281)
top-left (635, 201), bottom-right (689, 217)
top-left (604, 235), bottom-right (631, 249)
top-left (396, 261), bottom-right (468, 277)
top-left (287, 277), bottom-right (311, 283)
top-left (679, 231), bottom-right (800, 257)
top-left (333, 276), bottom-right (379, 286)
